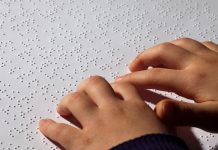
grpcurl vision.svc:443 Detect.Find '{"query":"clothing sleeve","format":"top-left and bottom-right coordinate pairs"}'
top-left (110, 134), bottom-right (189, 150)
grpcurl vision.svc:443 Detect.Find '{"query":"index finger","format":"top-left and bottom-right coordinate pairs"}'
top-left (116, 68), bottom-right (194, 100)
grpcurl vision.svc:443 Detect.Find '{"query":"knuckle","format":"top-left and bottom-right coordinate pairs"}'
top-left (59, 92), bottom-right (84, 111)
top-left (156, 42), bottom-right (173, 53)
top-left (69, 92), bottom-right (82, 100)
top-left (83, 76), bottom-right (106, 88)
top-left (87, 76), bottom-right (105, 83)
top-left (65, 92), bottom-right (81, 103)
top-left (175, 37), bottom-right (193, 44)
top-left (77, 76), bottom-right (105, 90)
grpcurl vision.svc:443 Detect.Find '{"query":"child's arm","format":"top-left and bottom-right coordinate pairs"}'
top-left (39, 76), bottom-right (188, 150)
top-left (116, 38), bottom-right (218, 132)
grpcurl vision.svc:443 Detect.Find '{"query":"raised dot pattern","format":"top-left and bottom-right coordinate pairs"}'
top-left (0, 0), bottom-right (218, 149)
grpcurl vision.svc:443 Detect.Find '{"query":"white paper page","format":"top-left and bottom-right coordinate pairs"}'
top-left (0, 0), bottom-right (218, 149)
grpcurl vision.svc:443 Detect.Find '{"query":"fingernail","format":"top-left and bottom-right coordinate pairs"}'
top-left (39, 119), bottom-right (51, 127)
top-left (148, 66), bottom-right (153, 70)
top-left (115, 76), bottom-right (124, 81)
top-left (126, 68), bottom-right (131, 73)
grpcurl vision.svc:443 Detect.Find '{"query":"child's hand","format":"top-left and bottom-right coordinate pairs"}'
top-left (116, 38), bottom-right (218, 132)
top-left (39, 76), bottom-right (168, 150)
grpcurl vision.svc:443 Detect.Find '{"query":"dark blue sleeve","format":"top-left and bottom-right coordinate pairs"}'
top-left (110, 134), bottom-right (189, 150)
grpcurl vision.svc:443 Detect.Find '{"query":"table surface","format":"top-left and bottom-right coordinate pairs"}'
top-left (0, 0), bottom-right (218, 149)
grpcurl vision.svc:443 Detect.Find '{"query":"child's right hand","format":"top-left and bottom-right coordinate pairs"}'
top-left (116, 38), bottom-right (218, 132)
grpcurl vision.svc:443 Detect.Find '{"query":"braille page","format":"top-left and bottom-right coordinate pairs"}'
top-left (0, 0), bottom-right (218, 150)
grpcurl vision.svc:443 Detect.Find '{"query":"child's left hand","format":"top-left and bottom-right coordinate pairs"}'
top-left (39, 76), bottom-right (169, 150)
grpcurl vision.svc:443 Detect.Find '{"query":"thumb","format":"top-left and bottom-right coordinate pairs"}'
top-left (155, 99), bottom-right (218, 133)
